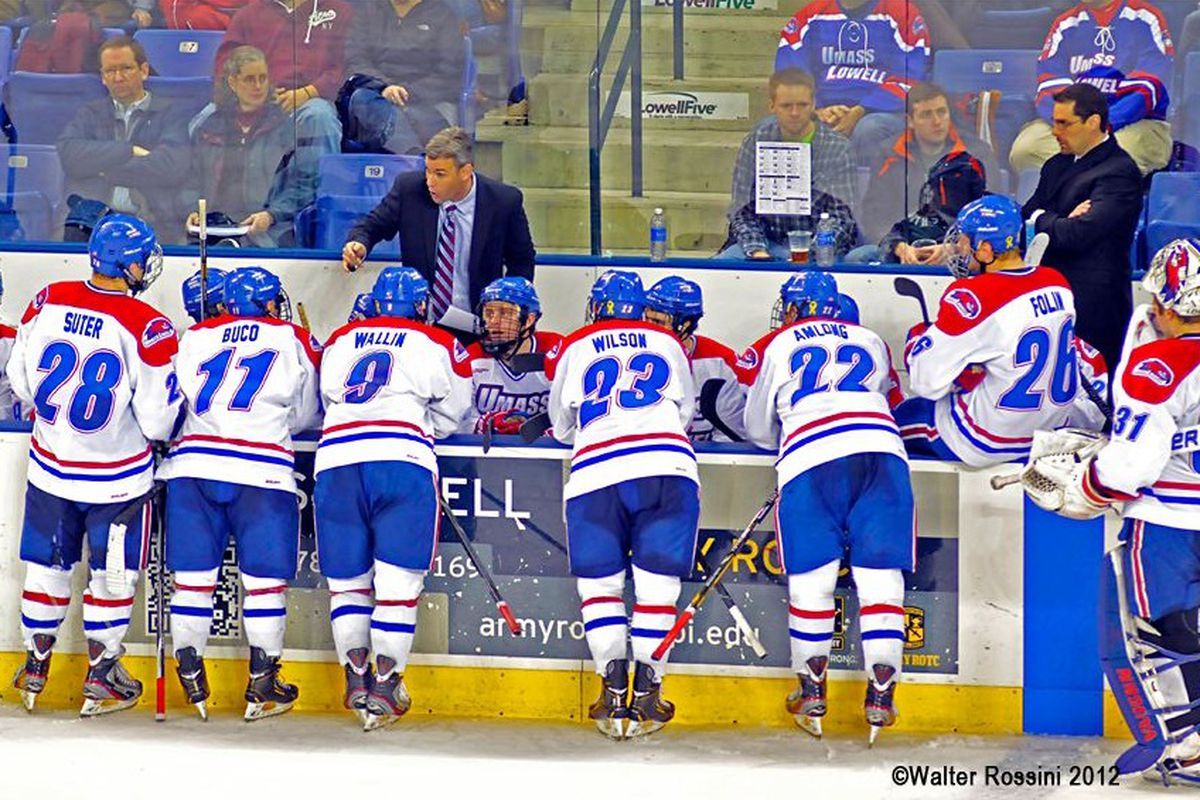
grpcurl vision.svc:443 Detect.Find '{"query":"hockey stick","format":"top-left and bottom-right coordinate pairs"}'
top-left (197, 199), bottom-right (208, 323)
top-left (152, 481), bottom-right (166, 721)
top-left (893, 276), bottom-right (930, 326)
top-left (698, 378), bottom-right (743, 443)
top-left (652, 489), bottom-right (779, 661)
top-left (507, 352), bottom-right (545, 374)
top-left (519, 411), bottom-right (553, 442)
top-left (990, 473), bottom-right (1022, 490)
top-left (297, 301), bottom-right (311, 332)
top-left (700, 562), bottom-right (767, 659)
top-left (437, 492), bottom-right (522, 635)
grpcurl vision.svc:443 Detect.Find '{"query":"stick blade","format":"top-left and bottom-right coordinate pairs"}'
top-left (507, 352), bottom-right (546, 374)
top-left (519, 412), bottom-right (552, 443)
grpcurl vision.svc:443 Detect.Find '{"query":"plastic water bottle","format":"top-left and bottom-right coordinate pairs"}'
top-left (814, 212), bottom-right (837, 267)
top-left (649, 207), bottom-right (667, 262)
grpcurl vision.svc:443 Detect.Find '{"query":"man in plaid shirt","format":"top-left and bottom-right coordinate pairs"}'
top-left (718, 69), bottom-right (860, 260)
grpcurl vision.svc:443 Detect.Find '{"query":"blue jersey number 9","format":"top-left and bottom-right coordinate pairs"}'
top-left (580, 353), bottom-right (671, 428)
top-left (33, 341), bottom-right (123, 432)
top-left (344, 351), bottom-right (394, 404)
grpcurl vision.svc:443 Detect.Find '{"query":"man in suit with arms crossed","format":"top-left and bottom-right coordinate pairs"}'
top-left (341, 127), bottom-right (536, 339)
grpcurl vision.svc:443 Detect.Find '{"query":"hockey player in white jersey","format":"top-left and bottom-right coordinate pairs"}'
top-left (643, 276), bottom-right (747, 443)
top-left (546, 270), bottom-right (699, 739)
top-left (742, 271), bottom-right (912, 742)
top-left (315, 266), bottom-right (473, 730)
top-left (1019, 238), bottom-right (1200, 784)
top-left (180, 268), bottom-right (227, 325)
top-left (896, 195), bottom-right (1080, 466)
top-left (0, 268), bottom-right (20, 420)
top-left (7, 214), bottom-right (179, 715)
top-left (462, 276), bottom-right (562, 435)
top-left (159, 266), bottom-right (321, 721)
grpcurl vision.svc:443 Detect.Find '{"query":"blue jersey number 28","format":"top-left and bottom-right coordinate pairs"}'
top-left (33, 341), bottom-right (123, 432)
top-left (580, 353), bottom-right (671, 428)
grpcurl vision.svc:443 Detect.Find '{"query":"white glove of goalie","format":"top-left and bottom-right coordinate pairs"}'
top-left (1020, 427), bottom-right (1111, 520)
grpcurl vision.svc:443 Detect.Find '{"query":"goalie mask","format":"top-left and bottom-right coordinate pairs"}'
top-left (644, 276), bottom-right (703, 339)
top-left (478, 276), bottom-right (540, 359)
top-left (1144, 239), bottom-right (1200, 318)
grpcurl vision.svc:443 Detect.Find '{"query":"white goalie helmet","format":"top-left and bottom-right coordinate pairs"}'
top-left (1144, 238), bottom-right (1200, 317)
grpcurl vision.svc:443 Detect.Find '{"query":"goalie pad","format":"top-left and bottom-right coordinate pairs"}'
top-left (1020, 428), bottom-right (1110, 520)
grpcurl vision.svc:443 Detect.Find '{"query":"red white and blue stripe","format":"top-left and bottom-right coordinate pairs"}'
top-left (570, 431), bottom-right (695, 474)
top-left (29, 437), bottom-right (154, 483)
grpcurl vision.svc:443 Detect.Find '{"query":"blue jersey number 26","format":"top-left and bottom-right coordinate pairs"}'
top-left (580, 353), bottom-right (671, 428)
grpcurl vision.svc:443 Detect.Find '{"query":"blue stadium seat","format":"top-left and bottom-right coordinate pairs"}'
top-left (1146, 172), bottom-right (1200, 255)
top-left (294, 153), bottom-right (425, 251)
top-left (0, 144), bottom-right (64, 241)
top-left (306, 194), bottom-right (401, 256)
top-left (968, 7), bottom-right (1054, 50)
top-left (0, 28), bottom-right (13, 89)
top-left (4, 71), bottom-right (106, 144)
top-left (1016, 168), bottom-right (1040, 205)
top-left (134, 29), bottom-right (223, 78)
top-left (145, 75), bottom-right (212, 121)
top-left (932, 49), bottom-right (1039, 97)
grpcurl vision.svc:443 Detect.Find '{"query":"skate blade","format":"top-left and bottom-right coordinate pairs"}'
top-left (794, 714), bottom-right (823, 739)
top-left (362, 711), bottom-right (401, 732)
top-left (868, 724), bottom-right (884, 747)
top-left (625, 719), bottom-right (665, 739)
top-left (20, 690), bottom-right (38, 713)
top-left (593, 717), bottom-right (626, 740)
top-left (80, 696), bottom-right (139, 717)
top-left (193, 701), bottom-right (208, 721)
top-left (244, 699), bottom-right (294, 721)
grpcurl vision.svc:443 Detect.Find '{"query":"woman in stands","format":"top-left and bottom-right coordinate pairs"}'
top-left (187, 45), bottom-right (317, 247)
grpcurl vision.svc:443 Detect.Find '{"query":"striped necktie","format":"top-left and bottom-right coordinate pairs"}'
top-left (430, 203), bottom-right (457, 321)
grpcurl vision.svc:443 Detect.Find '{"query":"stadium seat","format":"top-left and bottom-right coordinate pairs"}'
top-left (967, 7), bottom-right (1054, 50)
top-left (303, 194), bottom-right (401, 256)
top-left (932, 50), bottom-right (1039, 97)
top-left (0, 27), bottom-right (13, 89)
top-left (1016, 168), bottom-right (1040, 205)
top-left (1181, 52), bottom-right (1200, 149)
top-left (145, 75), bottom-right (212, 121)
top-left (134, 29), bottom-right (223, 78)
top-left (0, 143), bottom-right (64, 241)
top-left (294, 153), bottom-right (425, 251)
top-left (1146, 172), bottom-right (1200, 255)
top-left (4, 71), bottom-right (106, 145)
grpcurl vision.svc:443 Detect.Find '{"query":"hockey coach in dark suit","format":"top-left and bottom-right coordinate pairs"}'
top-left (342, 126), bottom-right (536, 337)
top-left (1021, 83), bottom-right (1144, 373)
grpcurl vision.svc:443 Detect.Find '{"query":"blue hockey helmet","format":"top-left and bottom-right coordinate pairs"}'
top-left (945, 194), bottom-right (1023, 278)
top-left (835, 292), bottom-right (860, 324)
top-left (588, 270), bottom-right (645, 321)
top-left (181, 268), bottom-right (228, 323)
top-left (645, 276), bottom-right (704, 338)
top-left (348, 292), bottom-right (377, 322)
top-left (479, 276), bottom-right (541, 357)
top-left (372, 266), bottom-right (429, 319)
top-left (88, 213), bottom-right (162, 294)
top-left (224, 267), bottom-right (292, 320)
top-left (777, 271), bottom-right (840, 325)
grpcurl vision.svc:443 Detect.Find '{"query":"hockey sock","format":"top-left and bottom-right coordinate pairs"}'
top-left (577, 571), bottom-right (628, 675)
top-left (371, 561), bottom-right (424, 676)
top-left (170, 568), bottom-right (218, 657)
top-left (631, 565), bottom-right (681, 680)
top-left (241, 573), bottom-right (287, 657)
top-left (853, 566), bottom-right (906, 676)
top-left (1144, 608), bottom-right (1200, 736)
top-left (20, 562), bottom-right (72, 647)
top-left (83, 568), bottom-right (137, 658)
top-left (328, 571), bottom-right (374, 665)
top-left (787, 559), bottom-right (840, 674)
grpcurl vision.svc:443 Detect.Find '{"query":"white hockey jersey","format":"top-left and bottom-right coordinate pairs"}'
top-left (460, 330), bottom-right (563, 432)
top-left (742, 317), bottom-right (906, 486)
top-left (546, 319), bottom-right (697, 500)
top-left (0, 323), bottom-right (19, 421)
top-left (316, 317), bottom-right (473, 476)
top-left (1092, 335), bottom-right (1200, 529)
top-left (905, 267), bottom-right (1078, 467)
top-left (5, 281), bottom-right (180, 503)
top-left (1065, 337), bottom-right (1111, 431)
top-left (157, 314), bottom-right (322, 492)
top-left (688, 335), bottom-right (748, 443)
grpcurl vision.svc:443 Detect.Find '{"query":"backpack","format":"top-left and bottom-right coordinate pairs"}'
top-left (13, 11), bottom-right (104, 74)
top-left (921, 150), bottom-right (987, 220)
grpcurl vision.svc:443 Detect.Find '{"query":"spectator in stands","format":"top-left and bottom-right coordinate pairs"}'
top-left (186, 46), bottom-right (316, 247)
top-left (339, 0), bottom-right (466, 155)
top-left (1022, 83), bottom-right (1143, 373)
top-left (161, 0), bottom-right (250, 29)
top-left (58, 36), bottom-right (191, 243)
top-left (1010, 0), bottom-right (1174, 177)
top-left (775, 0), bottom-right (931, 164)
top-left (856, 82), bottom-right (999, 246)
top-left (212, 0), bottom-right (351, 143)
top-left (718, 69), bottom-right (858, 261)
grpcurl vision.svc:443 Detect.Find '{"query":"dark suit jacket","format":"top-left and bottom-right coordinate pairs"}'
top-left (346, 172), bottom-right (536, 309)
top-left (1021, 136), bottom-right (1143, 371)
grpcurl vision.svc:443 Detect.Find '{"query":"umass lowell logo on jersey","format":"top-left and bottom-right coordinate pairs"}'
top-left (944, 288), bottom-right (981, 320)
top-left (475, 383), bottom-right (548, 415)
top-left (141, 316), bottom-right (175, 347)
top-left (1132, 357), bottom-right (1175, 388)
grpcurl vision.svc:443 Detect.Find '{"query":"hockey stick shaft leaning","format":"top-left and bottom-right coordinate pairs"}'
top-left (893, 276), bottom-right (930, 326)
top-left (652, 489), bottom-right (779, 661)
top-left (715, 582), bottom-right (767, 659)
top-left (197, 198), bottom-right (208, 323)
top-left (990, 473), bottom-right (1021, 490)
top-left (437, 493), bottom-right (522, 635)
top-left (297, 301), bottom-right (311, 332)
top-left (153, 483), bottom-right (166, 721)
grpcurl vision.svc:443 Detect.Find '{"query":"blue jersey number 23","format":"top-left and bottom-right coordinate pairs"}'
top-left (579, 353), bottom-right (671, 428)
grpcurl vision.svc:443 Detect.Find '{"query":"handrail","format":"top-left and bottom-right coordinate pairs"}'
top-left (587, 0), bottom-right (643, 255)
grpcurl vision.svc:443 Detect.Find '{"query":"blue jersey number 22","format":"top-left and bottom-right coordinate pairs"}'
top-left (579, 353), bottom-right (671, 428)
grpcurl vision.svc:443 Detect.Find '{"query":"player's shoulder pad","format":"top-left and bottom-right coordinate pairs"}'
top-left (935, 268), bottom-right (1070, 336)
top-left (465, 341), bottom-right (487, 361)
top-left (20, 281), bottom-right (70, 324)
top-left (535, 330), bottom-right (564, 353)
top-left (286, 320), bottom-right (323, 367)
top-left (693, 335), bottom-right (746, 381)
top-left (1120, 338), bottom-right (1200, 405)
top-left (0, 323), bottom-right (15, 339)
top-left (1074, 336), bottom-right (1108, 377)
top-left (736, 327), bottom-right (788, 382)
top-left (422, 324), bottom-right (473, 378)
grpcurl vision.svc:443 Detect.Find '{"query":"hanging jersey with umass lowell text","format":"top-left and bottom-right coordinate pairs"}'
top-left (317, 317), bottom-right (473, 477)
top-left (460, 330), bottom-right (563, 432)
top-left (4, 281), bottom-right (180, 503)
top-left (905, 267), bottom-right (1078, 467)
top-left (157, 314), bottom-right (322, 492)
top-left (1092, 335), bottom-right (1200, 529)
top-left (741, 317), bottom-right (905, 486)
top-left (0, 323), bottom-right (19, 420)
top-left (688, 335), bottom-right (748, 443)
top-left (1035, 1), bottom-right (1173, 128)
top-left (546, 319), bottom-right (697, 500)
top-left (775, 0), bottom-right (929, 113)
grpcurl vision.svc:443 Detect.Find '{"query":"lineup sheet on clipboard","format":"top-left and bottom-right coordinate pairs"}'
top-left (755, 141), bottom-right (811, 216)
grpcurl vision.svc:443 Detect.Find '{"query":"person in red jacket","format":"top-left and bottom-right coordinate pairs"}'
top-left (161, 0), bottom-right (251, 30)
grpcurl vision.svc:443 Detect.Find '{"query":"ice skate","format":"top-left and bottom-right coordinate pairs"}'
top-left (175, 646), bottom-right (210, 721)
top-left (865, 664), bottom-right (898, 745)
top-left (343, 647), bottom-right (374, 724)
top-left (80, 641), bottom-right (142, 717)
top-left (362, 656), bottom-right (410, 732)
top-left (786, 656), bottom-right (828, 738)
top-left (627, 661), bottom-right (674, 738)
top-left (244, 647), bottom-right (298, 721)
top-left (588, 658), bottom-right (630, 740)
top-left (13, 634), bottom-right (54, 712)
